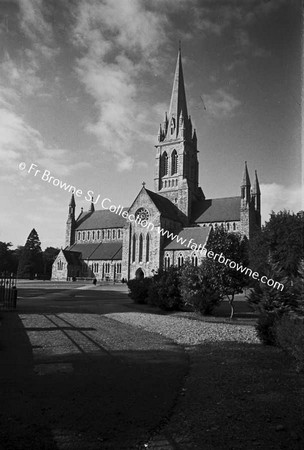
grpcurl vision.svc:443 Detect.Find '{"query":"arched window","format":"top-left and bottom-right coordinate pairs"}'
top-left (164, 254), bottom-right (170, 270)
top-left (78, 232), bottom-right (81, 241)
top-left (171, 150), bottom-right (178, 174)
top-left (117, 263), bottom-right (121, 274)
top-left (161, 152), bottom-right (168, 177)
top-left (92, 231), bottom-right (95, 240)
top-left (146, 234), bottom-right (150, 262)
top-left (118, 229), bottom-right (121, 239)
top-left (107, 229), bottom-right (111, 239)
top-left (132, 235), bottom-right (136, 262)
top-left (97, 230), bottom-right (100, 239)
top-left (233, 222), bottom-right (236, 231)
top-left (227, 223), bottom-right (230, 231)
top-left (112, 229), bottom-right (116, 239)
top-left (139, 234), bottom-right (143, 262)
top-left (191, 254), bottom-right (198, 266)
top-left (82, 232), bottom-right (85, 240)
top-left (170, 117), bottom-right (175, 134)
top-left (178, 253), bottom-right (184, 268)
top-left (102, 230), bottom-right (105, 239)
top-left (168, 180), bottom-right (171, 187)
top-left (87, 231), bottom-right (90, 240)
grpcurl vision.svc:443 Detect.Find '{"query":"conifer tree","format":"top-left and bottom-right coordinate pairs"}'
top-left (17, 229), bottom-right (44, 279)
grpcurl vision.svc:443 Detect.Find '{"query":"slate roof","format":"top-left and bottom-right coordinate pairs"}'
top-left (62, 250), bottom-right (82, 265)
top-left (192, 197), bottom-right (241, 223)
top-left (145, 189), bottom-right (182, 222)
top-left (164, 227), bottom-right (210, 250)
top-left (76, 209), bottom-right (129, 230)
top-left (67, 242), bottom-right (122, 260)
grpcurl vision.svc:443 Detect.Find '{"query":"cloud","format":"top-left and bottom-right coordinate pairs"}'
top-left (72, 0), bottom-right (172, 171)
top-left (261, 183), bottom-right (304, 223)
top-left (203, 89), bottom-right (241, 118)
top-left (19, 0), bottom-right (53, 47)
top-left (0, 107), bottom-right (89, 180)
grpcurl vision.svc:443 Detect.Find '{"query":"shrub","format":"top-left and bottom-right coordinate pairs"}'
top-left (127, 277), bottom-right (152, 304)
top-left (179, 262), bottom-right (221, 315)
top-left (255, 310), bottom-right (279, 345)
top-left (147, 267), bottom-right (182, 311)
top-left (275, 314), bottom-right (304, 372)
top-left (248, 262), bottom-right (302, 345)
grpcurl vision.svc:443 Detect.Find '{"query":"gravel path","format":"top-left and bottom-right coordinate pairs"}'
top-left (105, 312), bottom-right (259, 346)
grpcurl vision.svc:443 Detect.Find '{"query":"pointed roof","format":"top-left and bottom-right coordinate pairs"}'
top-left (168, 47), bottom-right (188, 124)
top-left (241, 161), bottom-right (251, 186)
top-left (69, 193), bottom-right (76, 207)
top-left (89, 200), bottom-right (95, 213)
top-left (145, 188), bottom-right (183, 222)
top-left (253, 170), bottom-right (261, 195)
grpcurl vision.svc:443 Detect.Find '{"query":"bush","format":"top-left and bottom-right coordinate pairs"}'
top-left (275, 313), bottom-right (304, 372)
top-left (127, 277), bottom-right (152, 304)
top-left (147, 267), bottom-right (182, 311)
top-left (179, 262), bottom-right (221, 315)
top-left (248, 262), bottom-right (302, 345)
top-left (255, 310), bottom-right (279, 345)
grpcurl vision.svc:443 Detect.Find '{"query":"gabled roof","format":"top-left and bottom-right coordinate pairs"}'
top-left (145, 189), bottom-right (182, 222)
top-left (76, 209), bottom-right (129, 230)
top-left (192, 197), bottom-right (241, 223)
top-left (164, 227), bottom-right (210, 250)
top-left (67, 242), bottom-right (122, 260)
top-left (62, 250), bottom-right (82, 265)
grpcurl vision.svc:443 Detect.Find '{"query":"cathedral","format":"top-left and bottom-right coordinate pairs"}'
top-left (52, 49), bottom-right (261, 282)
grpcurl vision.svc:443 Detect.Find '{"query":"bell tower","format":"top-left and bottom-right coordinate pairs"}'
top-left (154, 46), bottom-right (204, 221)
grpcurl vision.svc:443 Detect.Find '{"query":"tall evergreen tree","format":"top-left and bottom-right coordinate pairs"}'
top-left (17, 229), bottom-right (44, 279)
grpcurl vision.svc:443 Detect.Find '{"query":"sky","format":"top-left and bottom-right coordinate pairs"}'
top-left (0, 0), bottom-right (302, 249)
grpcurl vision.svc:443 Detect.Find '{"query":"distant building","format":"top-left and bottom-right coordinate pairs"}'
top-left (52, 48), bottom-right (261, 282)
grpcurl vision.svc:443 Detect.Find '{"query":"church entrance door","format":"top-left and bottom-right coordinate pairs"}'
top-left (135, 268), bottom-right (144, 280)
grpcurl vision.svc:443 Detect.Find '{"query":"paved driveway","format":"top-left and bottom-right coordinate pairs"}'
top-left (0, 284), bottom-right (188, 449)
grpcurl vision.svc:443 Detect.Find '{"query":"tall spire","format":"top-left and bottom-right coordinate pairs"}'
top-left (241, 161), bottom-right (251, 187)
top-left (253, 170), bottom-right (261, 195)
top-left (241, 161), bottom-right (251, 204)
top-left (89, 199), bottom-right (95, 213)
top-left (168, 46), bottom-right (188, 133)
top-left (69, 193), bottom-right (76, 207)
top-left (252, 169), bottom-right (261, 214)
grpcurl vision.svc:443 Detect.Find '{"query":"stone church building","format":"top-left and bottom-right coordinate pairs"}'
top-left (52, 49), bottom-right (261, 282)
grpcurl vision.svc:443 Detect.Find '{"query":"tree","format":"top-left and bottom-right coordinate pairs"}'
top-left (179, 262), bottom-right (221, 315)
top-left (201, 228), bottom-right (250, 318)
top-left (17, 229), bottom-right (44, 279)
top-left (0, 242), bottom-right (16, 275)
top-left (248, 261), bottom-right (301, 345)
top-left (43, 247), bottom-right (60, 279)
top-left (250, 210), bottom-right (304, 278)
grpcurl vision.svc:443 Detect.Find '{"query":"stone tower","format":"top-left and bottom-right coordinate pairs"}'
top-left (154, 47), bottom-right (204, 222)
top-left (65, 193), bottom-right (76, 248)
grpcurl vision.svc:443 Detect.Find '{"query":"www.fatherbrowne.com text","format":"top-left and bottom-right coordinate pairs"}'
top-left (20, 162), bottom-right (284, 291)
